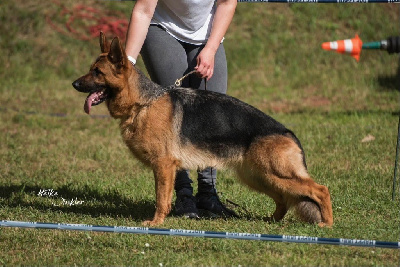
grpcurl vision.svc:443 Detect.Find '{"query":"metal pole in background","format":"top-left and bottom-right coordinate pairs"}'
top-left (393, 116), bottom-right (400, 200)
top-left (106, 0), bottom-right (400, 2)
top-left (1, 220), bottom-right (399, 249)
top-left (238, 0), bottom-right (399, 2)
top-left (393, 8), bottom-right (400, 200)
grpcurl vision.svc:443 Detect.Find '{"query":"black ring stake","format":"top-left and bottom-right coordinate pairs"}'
top-left (386, 36), bottom-right (400, 54)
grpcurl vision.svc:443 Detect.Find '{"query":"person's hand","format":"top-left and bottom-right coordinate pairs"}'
top-left (195, 47), bottom-right (216, 81)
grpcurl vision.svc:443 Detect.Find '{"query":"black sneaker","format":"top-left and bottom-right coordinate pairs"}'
top-left (196, 192), bottom-right (239, 218)
top-left (174, 192), bottom-right (200, 219)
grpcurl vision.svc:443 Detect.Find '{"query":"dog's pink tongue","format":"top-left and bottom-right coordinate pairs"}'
top-left (84, 94), bottom-right (96, 114)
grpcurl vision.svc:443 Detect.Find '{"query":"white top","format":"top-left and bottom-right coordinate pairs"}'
top-left (151, 0), bottom-right (216, 45)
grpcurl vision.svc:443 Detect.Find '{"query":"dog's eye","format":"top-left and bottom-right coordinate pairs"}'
top-left (93, 68), bottom-right (103, 77)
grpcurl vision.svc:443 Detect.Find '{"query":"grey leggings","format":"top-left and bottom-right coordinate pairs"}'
top-left (140, 25), bottom-right (228, 194)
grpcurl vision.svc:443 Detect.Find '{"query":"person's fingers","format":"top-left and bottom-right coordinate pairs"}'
top-left (195, 50), bottom-right (215, 80)
top-left (205, 67), bottom-right (213, 81)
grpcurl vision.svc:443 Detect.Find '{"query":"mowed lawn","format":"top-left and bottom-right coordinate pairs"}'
top-left (0, 0), bottom-right (399, 265)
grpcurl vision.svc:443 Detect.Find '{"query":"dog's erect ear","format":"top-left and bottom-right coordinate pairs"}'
top-left (108, 37), bottom-right (126, 66)
top-left (99, 32), bottom-right (110, 53)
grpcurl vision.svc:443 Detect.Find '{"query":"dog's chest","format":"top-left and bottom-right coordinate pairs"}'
top-left (119, 115), bottom-right (151, 161)
top-left (118, 108), bottom-right (176, 166)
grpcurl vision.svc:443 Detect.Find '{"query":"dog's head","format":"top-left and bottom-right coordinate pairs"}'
top-left (72, 32), bottom-right (130, 115)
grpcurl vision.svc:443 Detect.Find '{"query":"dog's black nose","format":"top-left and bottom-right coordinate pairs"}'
top-left (72, 80), bottom-right (80, 90)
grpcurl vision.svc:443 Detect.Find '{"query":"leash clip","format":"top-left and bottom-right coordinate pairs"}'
top-left (173, 70), bottom-right (207, 91)
top-left (174, 70), bottom-right (196, 87)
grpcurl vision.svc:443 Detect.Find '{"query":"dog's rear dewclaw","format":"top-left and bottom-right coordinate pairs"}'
top-left (72, 32), bottom-right (333, 227)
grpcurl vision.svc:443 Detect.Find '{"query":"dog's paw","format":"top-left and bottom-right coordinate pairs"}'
top-left (142, 219), bottom-right (164, 227)
top-left (317, 221), bottom-right (333, 228)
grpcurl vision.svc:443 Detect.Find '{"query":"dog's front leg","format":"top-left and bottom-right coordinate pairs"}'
top-left (143, 158), bottom-right (177, 226)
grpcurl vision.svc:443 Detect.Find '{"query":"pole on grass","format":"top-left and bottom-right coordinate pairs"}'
top-left (237, 0), bottom-right (400, 2)
top-left (108, 0), bottom-right (400, 2)
top-left (1, 220), bottom-right (399, 249)
top-left (322, 35), bottom-right (400, 61)
top-left (393, 116), bottom-right (400, 200)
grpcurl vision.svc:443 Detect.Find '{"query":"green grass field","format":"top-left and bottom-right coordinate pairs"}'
top-left (1, 0), bottom-right (400, 265)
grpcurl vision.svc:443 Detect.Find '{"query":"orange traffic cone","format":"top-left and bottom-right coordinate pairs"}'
top-left (322, 34), bottom-right (363, 61)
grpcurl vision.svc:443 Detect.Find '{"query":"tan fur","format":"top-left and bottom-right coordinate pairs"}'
top-left (236, 135), bottom-right (333, 226)
top-left (73, 33), bottom-right (333, 227)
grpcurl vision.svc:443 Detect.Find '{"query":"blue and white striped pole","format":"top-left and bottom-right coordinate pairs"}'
top-left (237, 0), bottom-right (400, 2)
top-left (106, 0), bottom-right (400, 2)
top-left (1, 220), bottom-right (399, 249)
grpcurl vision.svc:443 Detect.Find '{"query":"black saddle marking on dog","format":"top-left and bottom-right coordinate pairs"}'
top-left (168, 88), bottom-right (297, 159)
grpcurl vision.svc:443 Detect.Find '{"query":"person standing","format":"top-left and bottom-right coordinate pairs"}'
top-left (125, 0), bottom-right (237, 218)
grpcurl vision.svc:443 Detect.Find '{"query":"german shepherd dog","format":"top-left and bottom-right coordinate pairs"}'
top-left (72, 33), bottom-right (333, 227)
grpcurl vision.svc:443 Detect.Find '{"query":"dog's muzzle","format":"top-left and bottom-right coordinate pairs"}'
top-left (72, 78), bottom-right (109, 115)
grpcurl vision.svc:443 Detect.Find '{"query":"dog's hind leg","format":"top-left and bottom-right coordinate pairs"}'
top-left (245, 135), bottom-right (333, 227)
top-left (144, 157), bottom-right (178, 226)
top-left (264, 194), bottom-right (288, 223)
top-left (283, 180), bottom-right (332, 227)
top-left (236, 168), bottom-right (288, 223)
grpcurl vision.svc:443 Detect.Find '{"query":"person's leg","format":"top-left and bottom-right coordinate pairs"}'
top-left (185, 44), bottom-right (237, 217)
top-left (186, 43), bottom-right (227, 192)
top-left (141, 25), bottom-right (197, 218)
top-left (186, 43), bottom-right (227, 93)
top-left (187, 43), bottom-right (227, 190)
